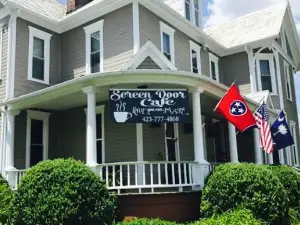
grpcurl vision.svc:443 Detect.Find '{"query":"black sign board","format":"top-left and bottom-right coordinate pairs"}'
top-left (109, 89), bottom-right (190, 123)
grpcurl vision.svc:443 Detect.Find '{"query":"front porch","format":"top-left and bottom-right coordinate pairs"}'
top-left (1, 71), bottom-right (276, 192)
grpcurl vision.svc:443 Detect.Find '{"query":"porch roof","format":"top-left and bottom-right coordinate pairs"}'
top-left (1, 70), bottom-right (278, 116)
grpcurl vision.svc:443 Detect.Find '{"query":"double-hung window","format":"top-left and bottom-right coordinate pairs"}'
top-left (189, 40), bottom-right (201, 74)
top-left (184, 0), bottom-right (201, 27)
top-left (28, 26), bottom-right (52, 84)
top-left (209, 53), bottom-right (219, 82)
top-left (290, 121), bottom-right (299, 165)
top-left (256, 54), bottom-right (277, 94)
top-left (84, 20), bottom-right (104, 74)
top-left (85, 105), bottom-right (105, 163)
top-left (26, 110), bottom-right (50, 168)
top-left (160, 22), bottom-right (175, 64)
top-left (284, 62), bottom-right (292, 101)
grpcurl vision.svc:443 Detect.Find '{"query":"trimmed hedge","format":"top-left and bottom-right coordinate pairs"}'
top-left (192, 209), bottom-right (263, 225)
top-left (201, 163), bottom-right (288, 223)
top-left (10, 158), bottom-right (117, 225)
top-left (0, 175), bottom-right (12, 224)
top-left (115, 218), bottom-right (179, 225)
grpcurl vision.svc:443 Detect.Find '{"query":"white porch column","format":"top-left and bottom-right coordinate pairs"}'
top-left (228, 122), bottom-right (239, 163)
top-left (268, 153), bottom-right (274, 165)
top-left (136, 123), bottom-right (143, 185)
top-left (6, 111), bottom-right (19, 170)
top-left (82, 86), bottom-right (98, 167)
top-left (192, 88), bottom-right (207, 164)
top-left (253, 128), bottom-right (263, 164)
top-left (279, 149), bottom-right (285, 164)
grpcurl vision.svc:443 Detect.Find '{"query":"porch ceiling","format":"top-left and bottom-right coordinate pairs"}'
top-left (0, 70), bottom-right (278, 116)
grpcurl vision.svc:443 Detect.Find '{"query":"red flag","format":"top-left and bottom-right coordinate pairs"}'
top-left (214, 84), bottom-right (256, 132)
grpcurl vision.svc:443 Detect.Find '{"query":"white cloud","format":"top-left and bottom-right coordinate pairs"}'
top-left (205, 0), bottom-right (300, 36)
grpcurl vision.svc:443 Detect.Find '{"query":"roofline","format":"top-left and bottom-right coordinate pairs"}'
top-left (2, 70), bottom-right (278, 116)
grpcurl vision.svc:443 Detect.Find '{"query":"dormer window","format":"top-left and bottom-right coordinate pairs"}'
top-left (184, 0), bottom-right (201, 27)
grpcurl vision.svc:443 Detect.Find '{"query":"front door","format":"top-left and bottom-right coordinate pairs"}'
top-left (165, 123), bottom-right (179, 184)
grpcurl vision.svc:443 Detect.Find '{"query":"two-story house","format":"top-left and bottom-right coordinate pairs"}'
top-left (0, 0), bottom-right (299, 221)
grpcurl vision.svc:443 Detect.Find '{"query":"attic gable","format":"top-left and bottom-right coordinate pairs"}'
top-left (123, 41), bottom-right (177, 71)
top-left (246, 91), bottom-right (275, 110)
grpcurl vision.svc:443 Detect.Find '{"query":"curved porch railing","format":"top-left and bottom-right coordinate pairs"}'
top-left (93, 161), bottom-right (198, 194)
top-left (6, 161), bottom-right (198, 193)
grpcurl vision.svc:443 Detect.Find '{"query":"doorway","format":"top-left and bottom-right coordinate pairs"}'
top-left (213, 121), bottom-right (230, 163)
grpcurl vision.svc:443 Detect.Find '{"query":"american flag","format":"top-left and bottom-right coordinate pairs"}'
top-left (253, 102), bottom-right (273, 154)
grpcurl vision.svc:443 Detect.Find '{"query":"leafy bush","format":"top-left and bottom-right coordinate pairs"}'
top-left (192, 209), bottom-right (263, 225)
top-left (0, 175), bottom-right (12, 224)
top-left (267, 165), bottom-right (300, 210)
top-left (289, 208), bottom-right (300, 225)
top-left (115, 218), bottom-right (179, 225)
top-left (201, 163), bottom-right (288, 223)
top-left (10, 158), bottom-right (117, 225)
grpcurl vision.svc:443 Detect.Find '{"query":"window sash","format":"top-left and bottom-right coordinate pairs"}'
top-left (256, 56), bottom-right (276, 94)
top-left (211, 61), bottom-right (216, 80)
top-left (285, 65), bottom-right (292, 100)
top-left (185, 0), bottom-right (192, 21)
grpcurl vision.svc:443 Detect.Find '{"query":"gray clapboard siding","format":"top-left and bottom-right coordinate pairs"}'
top-left (61, 5), bottom-right (134, 81)
top-left (220, 52), bottom-right (250, 89)
top-left (143, 124), bottom-right (165, 161)
top-left (0, 20), bottom-right (8, 101)
top-left (178, 123), bottom-right (194, 161)
top-left (14, 18), bottom-right (61, 97)
top-left (200, 50), bottom-right (209, 77)
top-left (137, 57), bottom-right (161, 69)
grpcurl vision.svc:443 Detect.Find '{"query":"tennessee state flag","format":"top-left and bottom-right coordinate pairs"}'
top-left (214, 84), bottom-right (256, 132)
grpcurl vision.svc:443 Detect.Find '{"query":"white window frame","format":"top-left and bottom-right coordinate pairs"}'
top-left (184, 0), bottom-right (201, 27)
top-left (26, 110), bottom-right (50, 168)
top-left (284, 62), bottom-right (293, 101)
top-left (159, 21), bottom-right (175, 65)
top-left (83, 20), bottom-right (104, 75)
top-left (84, 105), bottom-right (105, 163)
top-left (290, 121), bottom-right (299, 166)
top-left (27, 26), bottom-right (52, 85)
top-left (189, 40), bottom-right (201, 74)
top-left (256, 54), bottom-right (277, 95)
top-left (209, 53), bottom-right (219, 82)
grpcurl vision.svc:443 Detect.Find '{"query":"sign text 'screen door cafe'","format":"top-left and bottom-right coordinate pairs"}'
top-left (109, 89), bottom-right (190, 123)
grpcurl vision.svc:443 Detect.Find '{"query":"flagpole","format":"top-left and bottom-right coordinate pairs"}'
top-left (213, 81), bottom-right (236, 112)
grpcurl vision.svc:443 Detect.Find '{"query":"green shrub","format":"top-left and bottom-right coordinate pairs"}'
top-left (10, 158), bottom-right (117, 225)
top-left (201, 163), bottom-right (288, 223)
top-left (192, 209), bottom-right (263, 225)
top-left (114, 218), bottom-right (179, 225)
top-left (0, 175), bottom-right (12, 224)
top-left (289, 208), bottom-right (300, 225)
top-left (267, 165), bottom-right (300, 210)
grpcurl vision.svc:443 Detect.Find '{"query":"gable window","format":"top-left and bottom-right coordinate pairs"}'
top-left (84, 20), bottom-right (104, 74)
top-left (184, 0), bottom-right (201, 27)
top-left (290, 121), bottom-right (299, 166)
top-left (209, 53), bottom-right (219, 82)
top-left (256, 54), bottom-right (277, 94)
top-left (284, 62), bottom-right (292, 101)
top-left (189, 40), bottom-right (201, 74)
top-left (85, 105), bottom-right (105, 163)
top-left (281, 28), bottom-right (288, 53)
top-left (160, 22), bottom-right (175, 64)
top-left (26, 110), bottom-right (50, 168)
top-left (28, 26), bottom-right (52, 84)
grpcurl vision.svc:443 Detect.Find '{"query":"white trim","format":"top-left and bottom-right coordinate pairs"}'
top-left (281, 27), bottom-right (287, 54)
top-left (256, 53), bottom-right (277, 95)
top-left (26, 110), bottom-right (50, 168)
top-left (189, 40), bottom-right (201, 74)
top-left (290, 120), bottom-right (299, 166)
top-left (159, 21), bottom-right (175, 65)
top-left (0, 24), bottom-right (3, 80)
top-left (209, 52), bottom-right (219, 82)
top-left (6, 11), bottom-right (18, 99)
top-left (284, 61), bottom-right (293, 101)
top-left (27, 26), bottom-right (52, 85)
top-left (273, 49), bottom-right (285, 109)
top-left (132, 1), bottom-right (140, 54)
top-left (83, 20), bottom-right (104, 74)
top-left (123, 40), bottom-right (177, 70)
top-left (84, 105), bottom-right (105, 163)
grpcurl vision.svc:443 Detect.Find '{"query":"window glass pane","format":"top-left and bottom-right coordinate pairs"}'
top-left (33, 37), bottom-right (44, 59)
top-left (185, 2), bottom-right (191, 21)
top-left (195, 12), bottom-right (199, 27)
top-left (96, 114), bottom-right (102, 139)
top-left (211, 61), bottom-right (216, 80)
top-left (91, 52), bottom-right (100, 73)
top-left (91, 31), bottom-right (100, 53)
top-left (30, 145), bottom-right (43, 167)
top-left (194, 0), bottom-right (199, 9)
top-left (192, 50), bottom-right (198, 73)
top-left (163, 33), bottom-right (170, 53)
top-left (31, 119), bottom-right (43, 145)
top-left (97, 140), bottom-right (102, 164)
top-left (261, 76), bottom-right (272, 92)
top-left (32, 58), bottom-right (44, 80)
